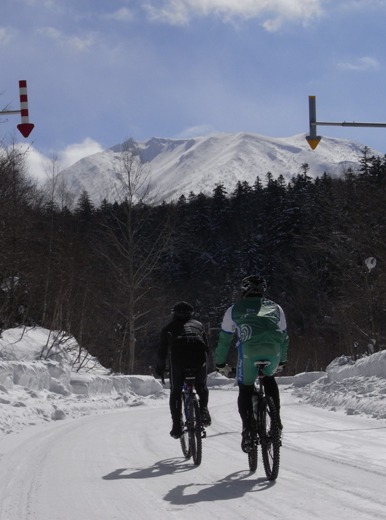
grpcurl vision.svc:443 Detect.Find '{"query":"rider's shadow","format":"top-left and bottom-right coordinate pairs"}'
top-left (164, 470), bottom-right (275, 505)
top-left (102, 458), bottom-right (194, 480)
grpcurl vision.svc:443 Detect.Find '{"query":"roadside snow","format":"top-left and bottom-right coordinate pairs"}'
top-left (292, 352), bottom-right (386, 419)
top-left (1, 326), bottom-right (386, 437)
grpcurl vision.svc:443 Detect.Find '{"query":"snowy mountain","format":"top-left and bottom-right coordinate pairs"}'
top-left (57, 132), bottom-right (380, 205)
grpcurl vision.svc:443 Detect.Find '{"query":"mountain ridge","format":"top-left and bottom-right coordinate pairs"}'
top-left (57, 132), bottom-right (379, 205)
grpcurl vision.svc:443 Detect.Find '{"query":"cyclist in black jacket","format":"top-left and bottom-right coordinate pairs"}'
top-left (155, 301), bottom-right (211, 439)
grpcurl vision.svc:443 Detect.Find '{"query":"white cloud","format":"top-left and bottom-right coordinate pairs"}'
top-left (104, 7), bottom-right (135, 22)
top-left (68, 34), bottom-right (95, 52)
top-left (57, 138), bottom-right (104, 169)
top-left (19, 0), bottom-right (57, 6)
top-left (338, 0), bottom-right (386, 12)
top-left (338, 56), bottom-right (380, 72)
top-left (143, 0), bottom-right (324, 29)
top-left (15, 144), bottom-right (53, 185)
top-left (37, 27), bottom-right (95, 51)
top-left (18, 138), bottom-right (104, 185)
top-left (176, 124), bottom-right (217, 138)
top-left (0, 27), bottom-right (16, 45)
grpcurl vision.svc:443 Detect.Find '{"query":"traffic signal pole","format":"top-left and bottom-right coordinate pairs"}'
top-left (306, 96), bottom-right (321, 150)
top-left (0, 80), bottom-right (34, 138)
top-left (306, 95), bottom-right (386, 149)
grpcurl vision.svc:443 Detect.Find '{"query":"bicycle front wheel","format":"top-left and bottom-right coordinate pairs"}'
top-left (189, 398), bottom-right (202, 466)
top-left (260, 395), bottom-right (281, 481)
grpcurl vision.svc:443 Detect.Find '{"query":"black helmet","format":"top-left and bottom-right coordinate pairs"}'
top-left (241, 275), bottom-right (267, 297)
top-left (172, 301), bottom-right (194, 319)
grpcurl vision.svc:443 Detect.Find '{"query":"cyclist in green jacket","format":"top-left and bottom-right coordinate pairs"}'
top-left (215, 275), bottom-right (289, 453)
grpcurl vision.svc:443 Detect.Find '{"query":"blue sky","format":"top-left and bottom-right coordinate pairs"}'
top-left (1, 0), bottom-right (386, 173)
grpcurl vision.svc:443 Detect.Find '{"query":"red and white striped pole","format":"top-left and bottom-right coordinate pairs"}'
top-left (17, 80), bottom-right (34, 138)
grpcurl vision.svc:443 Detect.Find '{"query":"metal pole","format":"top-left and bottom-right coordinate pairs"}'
top-left (308, 96), bottom-right (317, 138)
top-left (306, 95), bottom-right (386, 149)
top-left (0, 110), bottom-right (21, 116)
top-left (316, 121), bottom-right (386, 128)
top-left (306, 96), bottom-right (321, 149)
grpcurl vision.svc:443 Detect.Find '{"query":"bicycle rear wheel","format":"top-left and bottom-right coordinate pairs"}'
top-left (189, 398), bottom-right (202, 466)
top-left (180, 393), bottom-right (191, 459)
top-left (248, 400), bottom-right (258, 472)
top-left (260, 395), bottom-right (281, 480)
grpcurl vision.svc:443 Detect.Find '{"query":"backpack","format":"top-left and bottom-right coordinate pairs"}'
top-left (168, 319), bottom-right (208, 368)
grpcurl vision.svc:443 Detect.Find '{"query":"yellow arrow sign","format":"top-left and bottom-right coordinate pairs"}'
top-left (306, 136), bottom-right (321, 150)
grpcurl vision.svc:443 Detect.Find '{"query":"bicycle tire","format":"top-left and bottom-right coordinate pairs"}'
top-left (248, 440), bottom-right (258, 472)
top-left (189, 398), bottom-right (202, 466)
top-left (260, 395), bottom-right (281, 481)
top-left (248, 395), bottom-right (259, 472)
top-left (180, 392), bottom-right (191, 459)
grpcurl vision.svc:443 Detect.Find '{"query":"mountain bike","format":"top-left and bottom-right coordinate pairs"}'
top-left (180, 368), bottom-right (206, 466)
top-left (247, 361), bottom-right (281, 480)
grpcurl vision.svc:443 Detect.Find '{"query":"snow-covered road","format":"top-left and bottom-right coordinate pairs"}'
top-left (0, 387), bottom-right (385, 520)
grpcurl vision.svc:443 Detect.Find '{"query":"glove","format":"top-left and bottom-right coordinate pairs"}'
top-left (216, 364), bottom-right (232, 377)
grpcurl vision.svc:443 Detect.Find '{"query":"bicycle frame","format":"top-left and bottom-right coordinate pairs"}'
top-left (252, 361), bottom-right (270, 442)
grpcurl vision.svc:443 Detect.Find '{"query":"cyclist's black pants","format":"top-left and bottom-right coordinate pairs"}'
top-left (169, 361), bottom-right (209, 423)
top-left (238, 376), bottom-right (280, 429)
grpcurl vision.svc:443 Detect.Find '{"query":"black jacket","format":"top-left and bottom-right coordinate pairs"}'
top-left (156, 317), bottom-right (209, 373)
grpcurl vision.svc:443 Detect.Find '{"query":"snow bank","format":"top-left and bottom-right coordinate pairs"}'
top-left (0, 327), bottom-right (167, 398)
top-left (326, 351), bottom-right (386, 381)
top-left (0, 327), bottom-right (166, 436)
top-left (112, 375), bottom-right (163, 396)
top-left (0, 361), bottom-right (13, 390)
top-left (1, 326), bottom-right (386, 436)
top-left (293, 350), bottom-right (386, 419)
top-left (8, 360), bottom-right (51, 390)
top-left (70, 373), bottom-right (163, 397)
top-left (278, 372), bottom-right (325, 387)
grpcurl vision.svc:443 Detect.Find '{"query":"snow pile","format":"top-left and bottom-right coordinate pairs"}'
top-left (0, 326), bottom-right (165, 436)
top-left (1, 326), bottom-right (386, 437)
top-left (291, 351), bottom-right (386, 419)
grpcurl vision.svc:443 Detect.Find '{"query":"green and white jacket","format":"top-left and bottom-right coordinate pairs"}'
top-left (215, 296), bottom-right (289, 379)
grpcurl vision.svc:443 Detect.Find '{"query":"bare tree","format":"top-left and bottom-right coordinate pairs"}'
top-left (41, 154), bottom-right (75, 211)
top-left (98, 143), bottom-right (174, 373)
top-left (35, 155), bottom-right (77, 326)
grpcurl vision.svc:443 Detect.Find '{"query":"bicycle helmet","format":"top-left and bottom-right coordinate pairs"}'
top-left (172, 301), bottom-right (194, 319)
top-left (241, 275), bottom-right (267, 297)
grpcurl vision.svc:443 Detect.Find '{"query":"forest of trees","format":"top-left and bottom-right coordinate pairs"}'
top-left (1, 144), bottom-right (386, 376)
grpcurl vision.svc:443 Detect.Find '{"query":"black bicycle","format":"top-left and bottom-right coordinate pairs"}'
top-left (247, 361), bottom-right (281, 480)
top-left (180, 368), bottom-right (206, 466)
